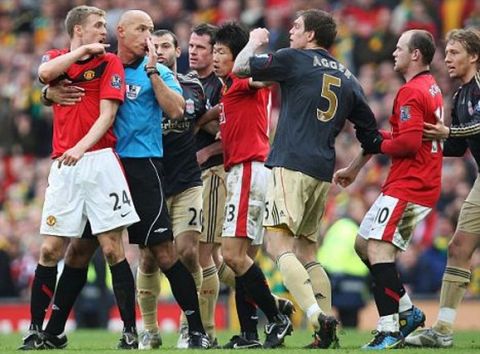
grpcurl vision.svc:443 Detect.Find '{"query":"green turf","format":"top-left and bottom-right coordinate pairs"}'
top-left (1, 329), bottom-right (479, 353)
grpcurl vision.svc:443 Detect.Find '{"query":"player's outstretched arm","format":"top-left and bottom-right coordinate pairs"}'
top-left (333, 152), bottom-right (371, 188)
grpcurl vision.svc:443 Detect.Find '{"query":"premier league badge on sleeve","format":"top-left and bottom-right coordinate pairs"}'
top-left (111, 74), bottom-right (122, 89)
top-left (400, 106), bottom-right (411, 121)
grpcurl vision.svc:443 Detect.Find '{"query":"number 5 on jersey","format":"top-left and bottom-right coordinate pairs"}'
top-left (317, 74), bottom-right (341, 122)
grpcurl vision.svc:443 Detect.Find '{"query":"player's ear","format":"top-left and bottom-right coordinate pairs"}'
top-left (306, 30), bottom-right (315, 44)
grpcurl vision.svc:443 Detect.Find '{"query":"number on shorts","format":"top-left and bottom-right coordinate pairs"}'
top-left (317, 74), bottom-right (341, 122)
top-left (226, 204), bottom-right (235, 222)
top-left (264, 201), bottom-right (270, 220)
top-left (375, 207), bottom-right (390, 224)
top-left (188, 207), bottom-right (199, 226)
top-left (110, 190), bottom-right (131, 211)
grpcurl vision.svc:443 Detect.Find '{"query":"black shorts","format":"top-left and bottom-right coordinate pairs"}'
top-left (121, 158), bottom-right (173, 245)
top-left (81, 222), bottom-right (95, 239)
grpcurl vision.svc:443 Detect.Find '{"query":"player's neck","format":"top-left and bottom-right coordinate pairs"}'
top-left (404, 65), bottom-right (429, 82)
top-left (460, 67), bottom-right (477, 84)
top-left (197, 65), bottom-right (213, 79)
top-left (304, 42), bottom-right (325, 51)
top-left (70, 39), bottom-right (90, 61)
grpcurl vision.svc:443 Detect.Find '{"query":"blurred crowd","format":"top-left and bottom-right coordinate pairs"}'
top-left (1, 0), bottom-right (480, 304)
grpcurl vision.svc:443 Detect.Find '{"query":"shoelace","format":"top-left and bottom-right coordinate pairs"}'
top-left (369, 330), bottom-right (387, 346)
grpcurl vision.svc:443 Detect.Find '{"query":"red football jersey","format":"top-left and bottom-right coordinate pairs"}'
top-left (219, 74), bottom-right (270, 171)
top-left (43, 49), bottom-right (125, 158)
top-left (382, 73), bottom-right (443, 207)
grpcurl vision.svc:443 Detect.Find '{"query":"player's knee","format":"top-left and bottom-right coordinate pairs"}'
top-left (178, 248), bottom-right (197, 268)
top-left (222, 250), bottom-right (242, 272)
top-left (39, 242), bottom-right (63, 265)
top-left (354, 241), bottom-right (368, 263)
top-left (263, 236), bottom-right (276, 259)
top-left (100, 243), bottom-right (123, 266)
top-left (65, 243), bottom-right (95, 268)
top-left (151, 243), bottom-right (176, 271)
top-left (139, 252), bottom-right (158, 273)
top-left (447, 237), bottom-right (467, 262)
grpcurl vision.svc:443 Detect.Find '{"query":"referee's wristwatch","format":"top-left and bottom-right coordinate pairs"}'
top-left (145, 65), bottom-right (159, 78)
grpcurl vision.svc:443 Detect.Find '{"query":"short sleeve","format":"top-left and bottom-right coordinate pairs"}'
top-left (250, 48), bottom-right (294, 83)
top-left (158, 63), bottom-right (183, 95)
top-left (99, 54), bottom-right (125, 102)
top-left (395, 86), bottom-right (425, 133)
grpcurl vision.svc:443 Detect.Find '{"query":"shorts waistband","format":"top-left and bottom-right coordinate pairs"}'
top-left (83, 147), bottom-right (114, 157)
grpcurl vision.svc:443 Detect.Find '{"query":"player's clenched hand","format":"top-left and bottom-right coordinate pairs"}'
top-left (82, 43), bottom-right (109, 56)
top-left (249, 28), bottom-right (269, 46)
top-left (48, 79), bottom-right (85, 106)
top-left (333, 167), bottom-right (357, 188)
top-left (423, 121), bottom-right (449, 140)
top-left (57, 146), bottom-right (86, 168)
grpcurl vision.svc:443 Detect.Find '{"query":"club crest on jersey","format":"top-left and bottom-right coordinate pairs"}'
top-left (185, 98), bottom-right (195, 115)
top-left (400, 105), bottom-right (411, 121)
top-left (111, 74), bottom-right (122, 89)
top-left (83, 70), bottom-right (95, 80)
top-left (126, 84), bottom-right (141, 99)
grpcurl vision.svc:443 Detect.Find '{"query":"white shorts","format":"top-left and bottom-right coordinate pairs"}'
top-left (358, 193), bottom-right (431, 251)
top-left (222, 161), bottom-right (269, 246)
top-left (40, 148), bottom-right (140, 237)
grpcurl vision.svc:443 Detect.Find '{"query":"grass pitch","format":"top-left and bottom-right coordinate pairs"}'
top-left (1, 329), bottom-right (479, 353)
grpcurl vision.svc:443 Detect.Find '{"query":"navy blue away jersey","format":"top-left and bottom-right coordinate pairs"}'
top-left (250, 48), bottom-right (378, 181)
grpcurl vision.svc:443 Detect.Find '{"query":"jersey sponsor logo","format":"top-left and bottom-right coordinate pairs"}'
top-left (83, 70), bottom-right (95, 80)
top-left (111, 74), bottom-right (122, 89)
top-left (126, 84), bottom-right (141, 99)
top-left (46, 215), bottom-right (56, 226)
top-left (400, 105), bottom-right (411, 121)
top-left (185, 98), bottom-right (195, 115)
top-left (162, 118), bottom-right (192, 134)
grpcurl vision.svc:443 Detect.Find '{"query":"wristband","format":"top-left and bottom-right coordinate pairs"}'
top-left (146, 69), bottom-right (160, 78)
top-left (41, 86), bottom-right (53, 105)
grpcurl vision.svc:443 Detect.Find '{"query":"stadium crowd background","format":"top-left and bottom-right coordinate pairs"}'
top-left (0, 0), bottom-right (479, 314)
